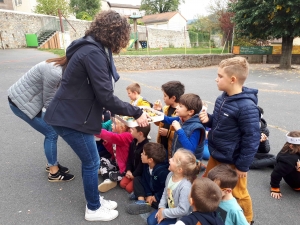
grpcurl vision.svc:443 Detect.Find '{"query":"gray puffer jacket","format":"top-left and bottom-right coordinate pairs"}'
top-left (7, 61), bottom-right (62, 119)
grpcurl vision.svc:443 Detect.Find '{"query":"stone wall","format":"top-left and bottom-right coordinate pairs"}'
top-left (113, 54), bottom-right (233, 71)
top-left (136, 25), bottom-right (190, 48)
top-left (0, 9), bottom-right (190, 49)
top-left (0, 9), bottom-right (90, 49)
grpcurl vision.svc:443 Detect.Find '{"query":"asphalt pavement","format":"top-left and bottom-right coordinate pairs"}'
top-left (0, 49), bottom-right (299, 225)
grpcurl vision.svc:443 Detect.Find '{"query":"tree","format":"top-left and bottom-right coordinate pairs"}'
top-left (35, 0), bottom-right (71, 16)
top-left (229, 0), bottom-right (300, 69)
top-left (140, 0), bottom-right (185, 15)
top-left (70, 0), bottom-right (101, 20)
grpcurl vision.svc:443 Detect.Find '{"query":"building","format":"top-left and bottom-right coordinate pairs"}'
top-left (107, 1), bottom-right (141, 17)
top-left (141, 11), bottom-right (187, 31)
top-left (0, 0), bottom-right (36, 12)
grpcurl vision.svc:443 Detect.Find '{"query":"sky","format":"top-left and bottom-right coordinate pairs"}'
top-left (108, 0), bottom-right (211, 20)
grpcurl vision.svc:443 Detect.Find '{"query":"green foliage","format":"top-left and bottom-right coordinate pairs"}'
top-left (229, 0), bottom-right (300, 39)
top-left (76, 11), bottom-right (93, 21)
top-left (70, 0), bottom-right (101, 19)
top-left (140, 0), bottom-right (185, 15)
top-left (35, 0), bottom-right (70, 16)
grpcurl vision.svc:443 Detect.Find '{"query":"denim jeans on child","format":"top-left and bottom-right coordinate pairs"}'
top-left (52, 125), bottom-right (100, 210)
top-left (147, 210), bottom-right (177, 225)
top-left (9, 102), bottom-right (58, 166)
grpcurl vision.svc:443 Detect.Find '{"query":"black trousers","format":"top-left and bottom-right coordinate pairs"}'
top-left (133, 176), bottom-right (158, 209)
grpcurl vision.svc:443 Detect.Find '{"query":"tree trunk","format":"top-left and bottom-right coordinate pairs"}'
top-left (279, 36), bottom-right (293, 69)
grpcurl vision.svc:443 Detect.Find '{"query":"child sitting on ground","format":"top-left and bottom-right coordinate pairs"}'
top-left (175, 177), bottom-right (224, 225)
top-left (96, 119), bottom-right (133, 192)
top-left (126, 82), bottom-right (152, 140)
top-left (147, 149), bottom-right (201, 225)
top-left (208, 164), bottom-right (248, 225)
top-left (250, 106), bottom-right (276, 169)
top-left (162, 93), bottom-right (205, 160)
top-left (126, 142), bottom-right (169, 215)
top-left (153, 81), bottom-right (185, 159)
top-left (270, 131), bottom-right (300, 199)
top-left (120, 125), bottom-right (151, 194)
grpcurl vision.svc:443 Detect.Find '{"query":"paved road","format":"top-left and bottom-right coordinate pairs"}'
top-left (0, 49), bottom-right (299, 225)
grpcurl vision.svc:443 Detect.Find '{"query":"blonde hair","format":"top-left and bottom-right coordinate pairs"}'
top-left (113, 119), bottom-right (130, 133)
top-left (126, 83), bottom-right (141, 94)
top-left (219, 56), bottom-right (249, 85)
top-left (175, 149), bottom-right (201, 182)
top-left (281, 131), bottom-right (300, 154)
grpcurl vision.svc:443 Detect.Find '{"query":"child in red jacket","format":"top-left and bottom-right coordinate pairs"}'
top-left (96, 119), bottom-right (133, 192)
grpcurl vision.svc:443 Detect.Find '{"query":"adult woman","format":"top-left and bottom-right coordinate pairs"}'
top-left (8, 56), bottom-right (74, 182)
top-left (44, 11), bottom-right (148, 222)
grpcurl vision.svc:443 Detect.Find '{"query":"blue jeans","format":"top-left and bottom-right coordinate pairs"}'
top-left (147, 210), bottom-right (177, 225)
top-left (52, 125), bottom-right (100, 210)
top-left (9, 102), bottom-right (58, 166)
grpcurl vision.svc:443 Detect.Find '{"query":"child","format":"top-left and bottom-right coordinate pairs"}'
top-left (147, 149), bottom-right (201, 225)
top-left (126, 142), bottom-right (169, 215)
top-left (270, 131), bottom-right (300, 199)
top-left (119, 125), bottom-right (151, 194)
top-left (208, 164), bottom-right (248, 225)
top-left (199, 57), bottom-right (260, 223)
top-left (126, 82), bottom-right (152, 107)
top-left (154, 81), bottom-right (185, 159)
top-left (126, 82), bottom-right (152, 139)
top-left (96, 119), bottom-right (133, 192)
top-left (250, 106), bottom-right (276, 169)
top-left (162, 93), bottom-right (205, 160)
top-left (175, 177), bottom-right (224, 225)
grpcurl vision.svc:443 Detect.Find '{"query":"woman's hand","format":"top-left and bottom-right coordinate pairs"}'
top-left (136, 112), bottom-right (149, 127)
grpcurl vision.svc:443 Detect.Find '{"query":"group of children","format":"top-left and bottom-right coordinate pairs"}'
top-left (94, 56), bottom-right (300, 225)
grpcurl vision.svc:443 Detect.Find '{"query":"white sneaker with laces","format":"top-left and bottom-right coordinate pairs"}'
top-left (100, 195), bottom-right (118, 210)
top-left (85, 205), bottom-right (118, 221)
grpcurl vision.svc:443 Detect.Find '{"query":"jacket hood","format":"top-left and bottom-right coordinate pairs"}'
top-left (223, 87), bottom-right (258, 104)
top-left (195, 212), bottom-right (224, 225)
top-left (66, 35), bottom-right (120, 82)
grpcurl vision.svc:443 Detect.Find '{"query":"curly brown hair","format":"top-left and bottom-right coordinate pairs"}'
top-left (85, 10), bottom-right (130, 54)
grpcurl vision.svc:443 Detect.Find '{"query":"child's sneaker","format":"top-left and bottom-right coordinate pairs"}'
top-left (129, 192), bottom-right (137, 200)
top-left (109, 171), bottom-right (123, 182)
top-left (45, 163), bottom-right (69, 173)
top-left (48, 171), bottom-right (74, 182)
top-left (98, 179), bottom-right (117, 192)
top-left (100, 195), bottom-right (117, 210)
top-left (85, 205), bottom-right (118, 221)
top-left (126, 200), bottom-right (152, 215)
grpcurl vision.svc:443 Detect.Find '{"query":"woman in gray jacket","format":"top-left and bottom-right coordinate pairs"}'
top-left (7, 56), bottom-right (74, 182)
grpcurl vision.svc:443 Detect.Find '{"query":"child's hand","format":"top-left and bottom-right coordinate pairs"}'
top-left (153, 100), bottom-right (162, 111)
top-left (296, 159), bottom-right (300, 172)
top-left (235, 169), bottom-right (247, 178)
top-left (146, 196), bottom-right (155, 205)
top-left (126, 171), bottom-right (133, 179)
top-left (199, 111), bottom-right (209, 123)
top-left (155, 208), bottom-right (164, 224)
top-left (271, 192), bottom-right (282, 199)
top-left (260, 133), bottom-right (268, 142)
top-left (159, 128), bottom-right (168, 136)
top-left (172, 120), bottom-right (181, 131)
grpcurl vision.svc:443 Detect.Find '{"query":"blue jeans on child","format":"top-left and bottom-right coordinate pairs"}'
top-left (147, 210), bottom-right (177, 225)
top-left (52, 125), bottom-right (100, 210)
top-left (9, 102), bottom-right (58, 166)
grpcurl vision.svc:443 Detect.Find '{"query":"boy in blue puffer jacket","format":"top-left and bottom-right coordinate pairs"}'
top-left (199, 57), bottom-right (260, 225)
top-left (162, 93), bottom-right (206, 160)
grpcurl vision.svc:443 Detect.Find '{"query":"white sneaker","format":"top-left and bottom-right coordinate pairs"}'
top-left (85, 205), bottom-right (118, 221)
top-left (100, 195), bottom-right (118, 210)
top-left (98, 179), bottom-right (117, 192)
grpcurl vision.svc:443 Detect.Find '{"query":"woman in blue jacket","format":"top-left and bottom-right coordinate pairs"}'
top-left (44, 11), bottom-right (148, 222)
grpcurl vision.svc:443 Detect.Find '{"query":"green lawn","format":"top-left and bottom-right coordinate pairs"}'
top-left (39, 47), bottom-right (228, 57)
